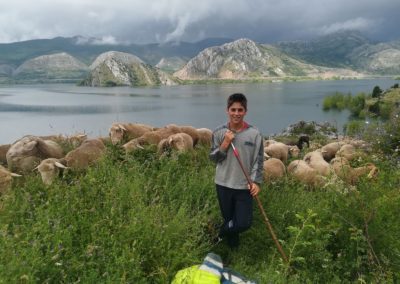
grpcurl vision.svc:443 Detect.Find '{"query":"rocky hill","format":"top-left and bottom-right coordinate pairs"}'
top-left (155, 57), bottom-right (188, 73)
top-left (12, 52), bottom-right (89, 82)
top-left (80, 51), bottom-right (179, 87)
top-left (174, 38), bottom-right (361, 80)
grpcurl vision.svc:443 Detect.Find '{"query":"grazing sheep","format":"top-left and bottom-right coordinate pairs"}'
top-left (196, 128), bottom-right (213, 146)
top-left (62, 139), bottom-right (106, 170)
top-left (264, 139), bottom-right (277, 147)
top-left (320, 141), bottom-right (345, 162)
top-left (0, 144), bottom-right (11, 166)
top-left (335, 144), bottom-right (357, 161)
top-left (39, 133), bottom-right (87, 148)
top-left (6, 136), bottom-right (64, 173)
top-left (280, 135), bottom-right (310, 150)
top-left (109, 122), bottom-right (153, 145)
top-left (303, 150), bottom-right (332, 176)
top-left (0, 165), bottom-right (21, 195)
top-left (264, 142), bottom-right (300, 164)
top-left (35, 158), bottom-right (67, 185)
top-left (263, 158), bottom-right (286, 183)
top-left (123, 126), bottom-right (181, 153)
top-left (330, 157), bottom-right (378, 185)
top-left (157, 133), bottom-right (193, 154)
top-left (287, 160), bottom-right (325, 187)
top-left (179, 126), bottom-right (199, 146)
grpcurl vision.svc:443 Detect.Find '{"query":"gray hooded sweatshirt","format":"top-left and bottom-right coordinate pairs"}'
top-left (209, 122), bottom-right (264, 190)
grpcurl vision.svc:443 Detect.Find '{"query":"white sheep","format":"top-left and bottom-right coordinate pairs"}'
top-left (335, 144), bottom-right (357, 161)
top-left (179, 126), bottom-right (199, 146)
top-left (303, 150), bottom-right (332, 177)
top-left (320, 141), bottom-right (345, 162)
top-left (6, 136), bottom-right (64, 173)
top-left (35, 158), bottom-right (67, 185)
top-left (0, 165), bottom-right (21, 195)
top-left (0, 144), bottom-right (11, 166)
top-left (109, 122), bottom-right (153, 145)
top-left (62, 139), bottom-right (106, 170)
top-left (264, 142), bottom-right (300, 164)
top-left (196, 128), bottom-right (213, 146)
top-left (287, 160), bottom-right (325, 187)
top-left (263, 158), bottom-right (286, 183)
top-left (157, 133), bottom-right (193, 154)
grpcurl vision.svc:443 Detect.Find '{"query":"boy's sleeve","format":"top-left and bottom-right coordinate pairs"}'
top-left (209, 130), bottom-right (228, 163)
top-left (250, 132), bottom-right (264, 184)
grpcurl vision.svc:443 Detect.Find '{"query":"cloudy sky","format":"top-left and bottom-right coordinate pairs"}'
top-left (1, 0), bottom-right (399, 44)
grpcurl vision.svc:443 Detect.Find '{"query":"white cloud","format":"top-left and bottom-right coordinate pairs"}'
top-left (318, 17), bottom-right (378, 35)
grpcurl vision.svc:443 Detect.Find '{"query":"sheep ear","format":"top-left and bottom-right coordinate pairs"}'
top-left (118, 124), bottom-right (127, 131)
top-left (137, 144), bottom-right (144, 149)
top-left (33, 165), bottom-right (39, 171)
top-left (55, 161), bottom-right (68, 169)
top-left (11, 173), bottom-right (22, 177)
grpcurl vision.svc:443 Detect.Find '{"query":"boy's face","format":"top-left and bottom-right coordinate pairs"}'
top-left (227, 102), bottom-right (247, 125)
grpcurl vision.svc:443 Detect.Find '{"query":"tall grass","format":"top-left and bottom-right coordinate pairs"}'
top-left (1, 145), bottom-right (399, 283)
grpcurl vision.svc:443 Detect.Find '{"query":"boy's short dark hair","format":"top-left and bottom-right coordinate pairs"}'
top-left (227, 93), bottom-right (247, 110)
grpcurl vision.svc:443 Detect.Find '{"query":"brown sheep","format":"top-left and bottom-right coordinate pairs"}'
top-left (6, 136), bottom-right (64, 173)
top-left (109, 122), bottom-right (153, 145)
top-left (61, 139), bottom-right (106, 170)
top-left (179, 126), bottom-right (199, 146)
top-left (263, 158), bottom-right (286, 183)
top-left (330, 157), bottom-right (378, 185)
top-left (35, 158), bottom-right (67, 185)
top-left (320, 141), bottom-right (345, 162)
top-left (335, 144), bottom-right (357, 161)
top-left (196, 128), bottom-right (213, 146)
top-left (0, 165), bottom-right (21, 195)
top-left (287, 160), bottom-right (325, 187)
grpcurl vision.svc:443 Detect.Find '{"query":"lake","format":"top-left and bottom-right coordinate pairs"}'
top-left (0, 78), bottom-right (397, 144)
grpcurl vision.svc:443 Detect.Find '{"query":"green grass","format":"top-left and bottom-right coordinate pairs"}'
top-left (1, 145), bottom-right (399, 283)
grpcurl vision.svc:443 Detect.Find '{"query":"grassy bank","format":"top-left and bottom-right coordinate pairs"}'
top-left (1, 143), bottom-right (399, 283)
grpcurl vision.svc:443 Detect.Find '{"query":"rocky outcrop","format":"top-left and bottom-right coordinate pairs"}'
top-left (13, 52), bottom-right (89, 81)
top-left (81, 51), bottom-right (179, 87)
top-left (174, 38), bottom-right (362, 80)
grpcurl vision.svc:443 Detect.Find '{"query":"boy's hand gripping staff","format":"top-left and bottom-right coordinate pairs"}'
top-left (230, 142), bottom-right (288, 264)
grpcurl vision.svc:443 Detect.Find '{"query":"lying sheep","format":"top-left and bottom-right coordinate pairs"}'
top-left (196, 128), bottom-right (213, 146)
top-left (330, 157), bottom-right (378, 185)
top-left (264, 142), bottom-right (300, 164)
top-left (303, 150), bottom-right (332, 177)
top-left (40, 133), bottom-right (87, 148)
top-left (35, 158), bottom-right (67, 185)
top-left (321, 141), bottom-right (345, 162)
top-left (287, 160), bottom-right (325, 187)
top-left (0, 144), bottom-right (11, 166)
top-left (157, 133), bottom-right (193, 154)
top-left (123, 125), bottom-right (181, 153)
top-left (6, 135), bottom-right (64, 173)
top-left (62, 139), bottom-right (106, 170)
top-left (335, 144), bottom-right (357, 161)
top-left (263, 158), bottom-right (286, 183)
top-left (0, 165), bottom-right (21, 195)
top-left (109, 122), bottom-right (153, 145)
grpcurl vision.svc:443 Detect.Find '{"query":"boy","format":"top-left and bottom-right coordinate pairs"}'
top-left (209, 93), bottom-right (264, 248)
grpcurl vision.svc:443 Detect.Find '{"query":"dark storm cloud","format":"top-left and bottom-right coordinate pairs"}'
top-left (0, 0), bottom-right (399, 44)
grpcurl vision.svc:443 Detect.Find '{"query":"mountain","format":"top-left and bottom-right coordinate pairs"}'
top-left (13, 52), bottom-right (89, 82)
top-left (174, 38), bottom-right (361, 80)
top-left (156, 57), bottom-right (188, 73)
top-left (79, 51), bottom-right (179, 87)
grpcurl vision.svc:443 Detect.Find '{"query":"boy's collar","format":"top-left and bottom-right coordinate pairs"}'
top-left (226, 121), bottom-right (249, 133)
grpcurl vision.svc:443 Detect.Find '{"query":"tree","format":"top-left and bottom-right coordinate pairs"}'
top-left (372, 85), bottom-right (382, 98)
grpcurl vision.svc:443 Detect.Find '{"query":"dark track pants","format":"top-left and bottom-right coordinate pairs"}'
top-left (216, 184), bottom-right (253, 247)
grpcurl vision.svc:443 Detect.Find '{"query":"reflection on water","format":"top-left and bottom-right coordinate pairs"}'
top-left (0, 79), bottom-right (397, 144)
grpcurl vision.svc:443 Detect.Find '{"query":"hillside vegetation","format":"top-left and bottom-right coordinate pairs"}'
top-left (1, 127), bottom-right (399, 282)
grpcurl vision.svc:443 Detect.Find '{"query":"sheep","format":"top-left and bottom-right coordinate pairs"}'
top-left (109, 122), bottom-right (154, 145)
top-left (62, 139), bottom-right (106, 170)
top-left (157, 133), bottom-right (193, 154)
top-left (179, 126), bottom-right (199, 146)
top-left (35, 158), bottom-right (67, 185)
top-left (263, 158), bottom-right (286, 183)
top-left (0, 165), bottom-right (21, 195)
top-left (279, 135), bottom-right (310, 150)
top-left (123, 125), bottom-right (181, 153)
top-left (263, 139), bottom-right (277, 147)
top-left (303, 150), bottom-right (332, 176)
top-left (287, 160), bottom-right (325, 187)
top-left (196, 128), bottom-right (213, 146)
top-left (6, 136), bottom-right (64, 173)
top-left (335, 144), bottom-right (357, 161)
top-left (330, 157), bottom-right (378, 185)
top-left (264, 142), bottom-right (300, 164)
top-left (320, 141), bottom-right (345, 162)
top-left (0, 144), bottom-right (11, 166)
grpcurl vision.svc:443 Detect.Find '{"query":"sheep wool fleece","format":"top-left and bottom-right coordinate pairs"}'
top-left (209, 122), bottom-right (264, 189)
